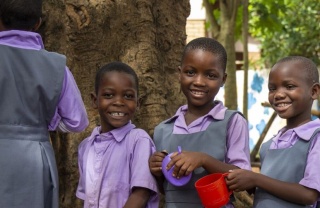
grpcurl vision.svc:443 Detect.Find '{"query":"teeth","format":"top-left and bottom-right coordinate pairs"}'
top-left (191, 91), bottom-right (205, 95)
top-left (110, 112), bottom-right (125, 116)
top-left (276, 103), bottom-right (289, 107)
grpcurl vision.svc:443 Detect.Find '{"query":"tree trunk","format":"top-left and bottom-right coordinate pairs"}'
top-left (218, 0), bottom-right (240, 110)
top-left (204, 0), bottom-right (239, 110)
top-left (41, 0), bottom-right (190, 207)
top-left (242, 0), bottom-right (249, 119)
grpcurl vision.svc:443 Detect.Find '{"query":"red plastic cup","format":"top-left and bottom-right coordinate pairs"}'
top-left (195, 173), bottom-right (232, 208)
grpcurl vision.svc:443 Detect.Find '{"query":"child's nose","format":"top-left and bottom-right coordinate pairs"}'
top-left (274, 90), bottom-right (286, 99)
top-left (113, 97), bottom-right (125, 105)
top-left (194, 75), bottom-right (205, 86)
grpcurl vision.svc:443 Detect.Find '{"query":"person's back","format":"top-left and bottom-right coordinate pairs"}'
top-left (0, 0), bottom-right (89, 207)
top-left (0, 42), bottom-right (65, 127)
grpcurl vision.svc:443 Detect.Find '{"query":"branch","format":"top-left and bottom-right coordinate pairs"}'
top-left (219, 0), bottom-right (240, 21)
top-left (203, 0), bottom-right (220, 38)
top-left (231, 1), bottom-right (240, 22)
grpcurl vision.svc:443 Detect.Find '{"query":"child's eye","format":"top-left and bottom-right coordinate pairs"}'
top-left (286, 85), bottom-right (295, 90)
top-left (103, 93), bottom-right (113, 98)
top-left (207, 73), bottom-right (218, 79)
top-left (124, 94), bottom-right (134, 99)
top-left (268, 86), bottom-right (276, 92)
top-left (186, 70), bottom-right (195, 76)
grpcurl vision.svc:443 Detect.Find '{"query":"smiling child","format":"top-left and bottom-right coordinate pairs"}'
top-left (76, 62), bottom-right (159, 208)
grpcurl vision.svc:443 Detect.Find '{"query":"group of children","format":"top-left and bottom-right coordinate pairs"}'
top-left (1, 0), bottom-right (319, 208)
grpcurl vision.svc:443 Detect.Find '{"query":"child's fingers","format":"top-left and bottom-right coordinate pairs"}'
top-left (150, 152), bottom-right (167, 162)
top-left (184, 166), bottom-right (193, 176)
top-left (225, 169), bottom-right (236, 180)
top-left (150, 166), bottom-right (163, 177)
top-left (170, 151), bottom-right (179, 158)
top-left (165, 156), bottom-right (176, 170)
top-left (165, 152), bottom-right (181, 171)
top-left (172, 164), bottom-right (184, 178)
top-left (161, 150), bottom-right (168, 156)
top-left (171, 159), bottom-right (189, 178)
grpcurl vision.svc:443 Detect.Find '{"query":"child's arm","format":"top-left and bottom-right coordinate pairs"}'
top-left (165, 151), bottom-right (239, 178)
top-left (226, 169), bottom-right (319, 205)
top-left (149, 151), bottom-right (167, 194)
top-left (48, 68), bottom-right (89, 132)
top-left (225, 113), bottom-right (251, 170)
top-left (166, 114), bottom-right (250, 178)
top-left (123, 187), bottom-right (151, 208)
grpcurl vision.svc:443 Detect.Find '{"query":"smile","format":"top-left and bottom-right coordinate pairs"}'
top-left (273, 102), bottom-right (292, 112)
top-left (190, 90), bottom-right (207, 95)
top-left (109, 112), bottom-right (125, 117)
top-left (275, 103), bottom-right (291, 107)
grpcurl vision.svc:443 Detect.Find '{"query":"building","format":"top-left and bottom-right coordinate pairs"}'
top-left (186, 0), bottom-right (261, 69)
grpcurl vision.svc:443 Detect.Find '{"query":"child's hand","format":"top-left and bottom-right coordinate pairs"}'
top-left (149, 151), bottom-right (168, 177)
top-left (166, 151), bottom-right (204, 178)
top-left (226, 169), bottom-right (256, 192)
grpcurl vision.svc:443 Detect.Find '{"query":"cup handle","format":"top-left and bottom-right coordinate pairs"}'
top-left (222, 173), bottom-right (233, 195)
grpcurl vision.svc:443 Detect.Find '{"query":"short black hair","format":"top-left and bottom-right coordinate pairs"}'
top-left (95, 62), bottom-right (139, 95)
top-left (275, 56), bottom-right (319, 84)
top-left (181, 37), bottom-right (227, 72)
top-left (0, 0), bottom-right (42, 30)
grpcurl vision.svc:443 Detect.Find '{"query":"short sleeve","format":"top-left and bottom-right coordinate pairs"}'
top-left (48, 67), bottom-right (88, 132)
top-left (130, 130), bottom-right (158, 194)
top-left (225, 113), bottom-right (251, 170)
top-left (300, 134), bottom-right (320, 193)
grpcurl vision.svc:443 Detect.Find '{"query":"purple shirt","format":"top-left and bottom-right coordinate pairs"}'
top-left (269, 119), bottom-right (320, 202)
top-left (172, 101), bottom-right (251, 170)
top-left (0, 30), bottom-right (89, 132)
top-left (76, 122), bottom-right (159, 208)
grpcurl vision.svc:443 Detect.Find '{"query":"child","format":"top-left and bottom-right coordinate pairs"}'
top-left (149, 37), bottom-right (251, 208)
top-left (76, 62), bottom-right (159, 208)
top-left (226, 56), bottom-right (320, 208)
top-left (0, 0), bottom-right (89, 208)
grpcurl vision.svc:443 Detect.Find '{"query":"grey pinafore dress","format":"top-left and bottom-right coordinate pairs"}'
top-left (254, 128), bottom-right (320, 208)
top-left (0, 44), bottom-right (65, 208)
top-left (154, 110), bottom-right (238, 208)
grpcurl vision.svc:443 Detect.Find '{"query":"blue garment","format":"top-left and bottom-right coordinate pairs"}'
top-left (0, 42), bottom-right (64, 207)
top-left (154, 110), bottom-right (238, 208)
top-left (254, 128), bottom-right (320, 208)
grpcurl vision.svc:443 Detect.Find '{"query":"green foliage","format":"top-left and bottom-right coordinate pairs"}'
top-left (249, 0), bottom-right (320, 67)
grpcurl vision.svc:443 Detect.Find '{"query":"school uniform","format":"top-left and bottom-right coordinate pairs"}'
top-left (0, 30), bottom-right (88, 208)
top-left (254, 119), bottom-right (320, 208)
top-left (153, 101), bottom-right (251, 208)
top-left (76, 122), bottom-right (159, 208)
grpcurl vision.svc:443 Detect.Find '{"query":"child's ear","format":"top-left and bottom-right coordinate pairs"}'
top-left (177, 66), bottom-right (182, 82)
top-left (32, 17), bottom-right (42, 31)
top-left (91, 92), bottom-right (98, 109)
top-left (221, 73), bottom-right (227, 87)
top-left (137, 96), bottom-right (143, 109)
top-left (311, 83), bottom-right (320, 100)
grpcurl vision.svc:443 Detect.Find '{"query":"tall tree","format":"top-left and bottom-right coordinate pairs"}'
top-left (204, 0), bottom-right (241, 110)
top-left (40, 0), bottom-right (190, 207)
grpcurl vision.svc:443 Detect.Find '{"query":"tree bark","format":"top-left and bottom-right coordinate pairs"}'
top-left (41, 0), bottom-right (190, 207)
top-left (218, 0), bottom-right (240, 110)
